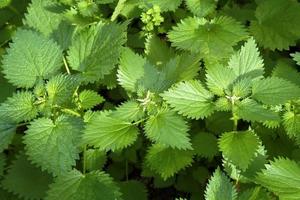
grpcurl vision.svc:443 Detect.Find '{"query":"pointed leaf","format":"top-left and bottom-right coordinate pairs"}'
top-left (282, 111), bottom-right (300, 138)
top-left (192, 132), bottom-right (218, 159)
top-left (185, 0), bottom-right (216, 17)
top-left (205, 168), bottom-right (237, 200)
top-left (145, 35), bottom-right (175, 66)
top-left (110, 101), bottom-right (144, 122)
top-left (228, 38), bottom-right (264, 79)
top-left (145, 110), bottom-right (192, 150)
top-left (145, 144), bottom-right (193, 180)
top-left (256, 158), bottom-right (300, 199)
top-left (162, 80), bottom-right (215, 119)
top-left (46, 74), bottom-right (77, 106)
top-left (83, 112), bottom-right (139, 151)
top-left (24, 115), bottom-right (83, 175)
top-left (85, 149), bottom-right (107, 171)
top-left (139, 0), bottom-right (182, 12)
top-left (292, 52), bottom-right (300, 66)
top-left (206, 66), bottom-right (236, 96)
top-left (168, 16), bottom-right (247, 58)
top-left (252, 77), bottom-right (300, 105)
top-left (2, 29), bottom-right (63, 88)
top-left (234, 98), bottom-right (280, 123)
top-left (0, 119), bottom-right (16, 152)
top-left (0, 91), bottom-right (38, 123)
top-left (24, 0), bottom-right (63, 36)
top-left (67, 22), bottom-right (126, 82)
top-left (1, 154), bottom-right (53, 200)
top-left (78, 90), bottom-right (104, 110)
top-left (46, 170), bottom-right (121, 200)
top-left (117, 48), bottom-right (145, 92)
top-left (219, 130), bottom-right (260, 171)
top-left (250, 0), bottom-right (300, 50)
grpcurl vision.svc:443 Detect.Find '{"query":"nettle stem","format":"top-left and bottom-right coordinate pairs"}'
top-left (228, 96), bottom-right (239, 131)
top-left (63, 56), bottom-right (71, 75)
top-left (232, 113), bottom-right (238, 131)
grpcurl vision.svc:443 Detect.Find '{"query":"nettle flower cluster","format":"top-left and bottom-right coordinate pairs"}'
top-left (141, 5), bottom-right (164, 33)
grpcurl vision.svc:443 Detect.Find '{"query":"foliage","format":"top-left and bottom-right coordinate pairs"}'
top-left (1, 0), bottom-right (300, 199)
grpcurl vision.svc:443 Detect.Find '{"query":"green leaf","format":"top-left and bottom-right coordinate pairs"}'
top-left (111, 0), bottom-right (127, 21)
top-left (185, 0), bottom-right (216, 17)
top-left (0, 0), bottom-right (11, 9)
top-left (24, 115), bottom-right (83, 175)
top-left (145, 35), bottom-right (175, 66)
top-left (145, 144), bottom-right (193, 180)
top-left (292, 52), bottom-right (300, 66)
top-left (46, 170), bottom-right (122, 200)
top-left (204, 168), bottom-right (237, 200)
top-left (0, 91), bottom-right (38, 123)
top-left (145, 110), bottom-right (192, 150)
top-left (85, 149), bottom-right (107, 171)
top-left (67, 22), bottom-right (127, 82)
top-left (205, 65), bottom-right (236, 96)
top-left (51, 21), bottom-right (76, 50)
top-left (231, 78), bottom-right (252, 98)
top-left (117, 48), bottom-right (145, 92)
top-left (162, 80), bottom-right (215, 119)
top-left (252, 77), bottom-right (300, 105)
top-left (228, 37), bottom-right (264, 79)
top-left (161, 54), bottom-right (200, 84)
top-left (173, 53), bottom-right (201, 81)
top-left (0, 119), bottom-right (16, 152)
top-left (234, 98), bottom-right (280, 123)
top-left (110, 101), bottom-right (144, 122)
top-left (46, 74), bottom-right (77, 106)
top-left (24, 0), bottom-right (63, 36)
top-left (224, 144), bottom-right (268, 183)
top-left (219, 131), bottom-right (260, 171)
top-left (272, 60), bottom-right (300, 86)
top-left (139, 0), bottom-right (182, 12)
top-left (256, 157), bottom-right (300, 199)
top-left (78, 90), bottom-right (104, 110)
top-left (2, 29), bottom-right (63, 88)
top-left (1, 154), bottom-right (53, 200)
top-left (118, 180), bottom-right (148, 200)
top-left (168, 16), bottom-right (247, 58)
top-left (192, 132), bottom-right (218, 159)
top-left (214, 98), bottom-right (231, 112)
top-left (250, 0), bottom-right (300, 50)
top-left (283, 111), bottom-right (300, 138)
top-left (238, 187), bottom-right (273, 200)
top-left (136, 62), bottom-right (171, 93)
top-left (83, 112), bottom-right (139, 151)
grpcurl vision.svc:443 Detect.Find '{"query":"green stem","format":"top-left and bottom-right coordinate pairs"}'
top-left (63, 56), bottom-right (71, 74)
top-left (17, 122), bottom-right (29, 127)
top-left (61, 108), bottom-right (81, 117)
top-left (231, 101), bottom-right (238, 131)
top-left (132, 118), bottom-right (147, 126)
top-left (233, 115), bottom-right (238, 131)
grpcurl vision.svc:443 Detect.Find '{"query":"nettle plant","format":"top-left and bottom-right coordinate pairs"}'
top-left (1, 0), bottom-right (300, 199)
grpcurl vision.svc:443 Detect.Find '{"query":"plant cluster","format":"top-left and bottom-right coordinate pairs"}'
top-left (1, 0), bottom-right (300, 199)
